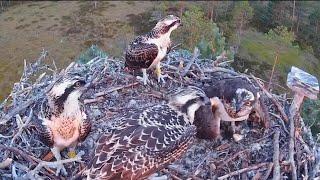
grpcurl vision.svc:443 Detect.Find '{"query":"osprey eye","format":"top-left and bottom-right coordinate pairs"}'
top-left (75, 81), bottom-right (81, 87)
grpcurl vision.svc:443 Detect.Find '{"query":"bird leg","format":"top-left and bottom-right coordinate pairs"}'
top-left (155, 62), bottom-right (166, 84)
top-left (136, 68), bottom-right (149, 85)
top-left (231, 122), bottom-right (236, 134)
top-left (51, 147), bottom-right (68, 176)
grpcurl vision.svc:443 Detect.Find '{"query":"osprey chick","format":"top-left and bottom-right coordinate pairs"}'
top-left (204, 83), bottom-right (257, 134)
top-left (226, 88), bottom-right (256, 117)
top-left (37, 75), bottom-right (91, 176)
top-left (125, 15), bottom-right (182, 85)
top-left (87, 86), bottom-right (213, 180)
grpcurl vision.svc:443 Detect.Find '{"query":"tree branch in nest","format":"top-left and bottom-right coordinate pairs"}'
top-left (10, 108), bottom-right (33, 146)
top-left (217, 149), bottom-right (250, 169)
top-left (94, 82), bottom-right (139, 97)
top-left (251, 74), bottom-right (289, 122)
top-left (289, 111), bottom-right (297, 180)
top-left (273, 131), bottom-right (281, 180)
top-left (0, 145), bottom-right (41, 164)
top-left (26, 151), bottom-right (84, 179)
top-left (217, 162), bottom-right (270, 180)
top-left (181, 47), bottom-right (200, 77)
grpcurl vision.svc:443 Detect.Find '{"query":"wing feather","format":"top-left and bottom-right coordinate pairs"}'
top-left (78, 117), bottom-right (92, 142)
top-left (88, 105), bottom-right (196, 180)
top-left (125, 36), bottom-right (158, 69)
top-left (78, 106), bottom-right (92, 142)
top-left (35, 117), bottom-right (54, 147)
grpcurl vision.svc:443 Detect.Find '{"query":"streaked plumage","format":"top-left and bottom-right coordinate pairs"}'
top-left (87, 86), bottom-right (213, 179)
top-left (202, 78), bottom-right (259, 118)
top-left (36, 75), bottom-right (91, 175)
top-left (125, 15), bottom-right (182, 85)
top-left (202, 76), bottom-right (270, 134)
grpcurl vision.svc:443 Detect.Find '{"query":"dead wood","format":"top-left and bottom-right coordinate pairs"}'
top-left (217, 162), bottom-right (270, 180)
top-left (273, 131), bottom-right (281, 180)
top-left (251, 74), bottom-right (289, 123)
top-left (0, 48), bottom-right (319, 179)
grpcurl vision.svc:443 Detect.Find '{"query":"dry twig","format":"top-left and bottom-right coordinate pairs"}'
top-left (181, 47), bottom-right (200, 77)
top-left (217, 149), bottom-right (250, 169)
top-left (288, 109), bottom-right (297, 180)
top-left (251, 74), bottom-right (289, 122)
top-left (262, 162), bottom-right (274, 180)
top-left (273, 131), bottom-right (280, 180)
top-left (10, 109), bottom-right (33, 146)
top-left (26, 151), bottom-right (84, 178)
top-left (95, 82), bottom-right (139, 97)
top-left (217, 162), bottom-right (270, 180)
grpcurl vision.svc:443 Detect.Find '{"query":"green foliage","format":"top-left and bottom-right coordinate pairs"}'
top-left (176, 5), bottom-right (228, 59)
top-left (250, 1), bottom-right (320, 59)
top-left (76, 45), bottom-right (108, 64)
top-left (250, 1), bottom-right (274, 32)
top-left (265, 26), bottom-right (296, 47)
top-left (232, 1), bottom-right (254, 32)
top-left (237, 30), bottom-right (320, 81)
top-left (302, 99), bottom-right (320, 135)
top-left (155, 1), bottom-right (170, 17)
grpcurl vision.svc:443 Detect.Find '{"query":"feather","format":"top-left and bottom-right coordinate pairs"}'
top-left (125, 37), bottom-right (158, 70)
top-left (88, 104), bottom-right (196, 180)
top-left (35, 116), bottom-right (54, 147)
top-left (78, 117), bottom-right (92, 143)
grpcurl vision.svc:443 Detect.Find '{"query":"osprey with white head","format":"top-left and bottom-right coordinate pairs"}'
top-left (37, 75), bottom-right (91, 176)
top-left (125, 15), bottom-right (182, 85)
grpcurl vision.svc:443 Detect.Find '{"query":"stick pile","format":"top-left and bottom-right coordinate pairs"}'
top-left (0, 48), bottom-right (319, 179)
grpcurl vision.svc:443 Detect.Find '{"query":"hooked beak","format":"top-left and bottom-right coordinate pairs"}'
top-left (203, 96), bottom-right (211, 106)
top-left (176, 19), bottom-right (183, 27)
top-left (235, 103), bottom-right (242, 113)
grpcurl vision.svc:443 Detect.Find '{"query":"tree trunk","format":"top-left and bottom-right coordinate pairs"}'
top-left (237, 15), bottom-right (244, 46)
top-left (239, 15), bottom-right (244, 36)
top-left (210, 7), bottom-right (213, 22)
top-left (215, 10), bottom-right (218, 22)
top-left (94, 1), bottom-right (97, 9)
top-left (295, 14), bottom-right (300, 34)
top-left (291, 0), bottom-right (296, 31)
top-left (179, 2), bottom-right (184, 18)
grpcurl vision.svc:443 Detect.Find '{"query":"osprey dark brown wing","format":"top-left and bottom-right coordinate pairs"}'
top-left (77, 105), bottom-right (91, 142)
top-left (125, 36), bottom-right (158, 69)
top-left (35, 99), bottom-right (54, 147)
top-left (36, 118), bottom-right (54, 147)
top-left (78, 116), bottom-right (92, 142)
top-left (87, 104), bottom-right (197, 180)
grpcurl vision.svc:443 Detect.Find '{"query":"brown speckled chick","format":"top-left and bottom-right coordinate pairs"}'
top-left (86, 86), bottom-right (214, 180)
top-left (36, 75), bottom-right (91, 176)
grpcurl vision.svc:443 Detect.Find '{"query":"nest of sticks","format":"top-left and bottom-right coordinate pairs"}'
top-left (0, 48), bottom-right (319, 180)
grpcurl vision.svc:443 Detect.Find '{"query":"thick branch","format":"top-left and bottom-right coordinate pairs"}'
top-left (273, 131), bottom-right (280, 180)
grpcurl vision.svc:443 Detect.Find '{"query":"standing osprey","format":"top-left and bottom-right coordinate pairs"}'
top-left (86, 86), bottom-right (213, 179)
top-left (125, 15), bottom-right (182, 85)
top-left (36, 75), bottom-right (91, 176)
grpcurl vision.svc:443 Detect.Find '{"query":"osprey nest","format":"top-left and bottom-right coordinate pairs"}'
top-left (0, 46), bottom-right (319, 180)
